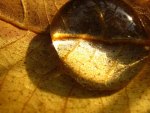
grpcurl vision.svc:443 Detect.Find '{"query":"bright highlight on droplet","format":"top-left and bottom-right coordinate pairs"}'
top-left (127, 15), bottom-right (133, 21)
top-left (53, 32), bottom-right (62, 39)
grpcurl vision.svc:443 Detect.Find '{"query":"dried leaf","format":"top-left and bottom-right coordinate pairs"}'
top-left (0, 0), bottom-right (150, 113)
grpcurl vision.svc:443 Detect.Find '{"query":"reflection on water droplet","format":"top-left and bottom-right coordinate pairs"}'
top-left (50, 0), bottom-right (150, 91)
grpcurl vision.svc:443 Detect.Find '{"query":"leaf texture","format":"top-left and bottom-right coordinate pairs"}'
top-left (0, 0), bottom-right (150, 113)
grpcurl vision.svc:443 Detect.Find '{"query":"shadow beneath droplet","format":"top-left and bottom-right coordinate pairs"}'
top-left (25, 25), bottom-right (149, 98)
top-left (25, 27), bottom-right (120, 98)
top-left (25, 0), bottom-right (150, 110)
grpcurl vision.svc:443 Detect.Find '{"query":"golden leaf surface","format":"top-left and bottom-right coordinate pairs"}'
top-left (0, 0), bottom-right (150, 113)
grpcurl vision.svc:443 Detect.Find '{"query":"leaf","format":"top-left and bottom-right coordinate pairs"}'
top-left (0, 0), bottom-right (150, 113)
